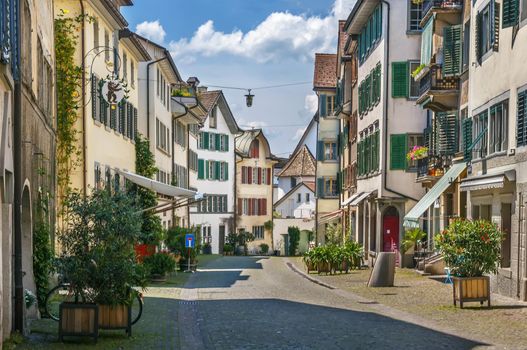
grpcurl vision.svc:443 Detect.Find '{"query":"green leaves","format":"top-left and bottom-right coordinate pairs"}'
top-left (288, 226), bottom-right (301, 256)
top-left (435, 219), bottom-right (503, 277)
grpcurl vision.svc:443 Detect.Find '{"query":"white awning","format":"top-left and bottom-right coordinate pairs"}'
top-left (350, 191), bottom-right (372, 206)
top-left (341, 192), bottom-right (362, 207)
top-left (460, 175), bottom-right (506, 192)
top-left (319, 209), bottom-right (342, 225)
top-left (120, 170), bottom-right (200, 199)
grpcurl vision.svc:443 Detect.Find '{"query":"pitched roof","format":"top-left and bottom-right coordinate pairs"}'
top-left (235, 129), bottom-right (263, 156)
top-left (274, 181), bottom-right (315, 207)
top-left (277, 145), bottom-right (316, 177)
top-left (292, 113), bottom-right (318, 155)
top-left (338, 20), bottom-right (349, 59)
top-left (199, 91), bottom-right (221, 113)
top-left (313, 53), bottom-right (337, 89)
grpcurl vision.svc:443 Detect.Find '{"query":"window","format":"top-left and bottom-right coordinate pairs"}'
top-left (238, 198), bottom-right (267, 216)
top-left (476, 1), bottom-right (499, 62)
top-left (93, 19), bottom-right (99, 49)
top-left (358, 126), bottom-right (380, 175)
top-left (324, 142), bottom-right (337, 161)
top-left (198, 195), bottom-right (228, 213)
top-left (409, 61), bottom-right (420, 99)
top-left (253, 226), bottom-right (265, 240)
top-left (406, 134), bottom-right (425, 171)
top-left (104, 30), bottom-right (110, 62)
top-left (131, 61), bottom-right (135, 87)
top-left (209, 107), bottom-right (217, 128)
top-left (156, 118), bottom-right (169, 153)
top-left (326, 95), bottom-right (335, 116)
top-left (408, 0), bottom-right (423, 32)
top-left (94, 163), bottom-right (102, 189)
top-left (174, 164), bottom-right (188, 188)
top-left (290, 177), bottom-right (297, 188)
top-left (122, 52), bottom-right (128, 80)
top-left (392, 61), bottom-right (409, 98)
top-left (175, 121), bottom-right (186, 147)
top-left (305, 193), bottom-right (310, 203)
top-left (249, 140), bottom-right (260, 158)
top-left (189, 150), bottom-right (199, 172)
top-left (297, 193), bottom-right (302, 203)
top-left (473, 111), bottom-right (489, 159)
top-left (324, 178), bottom-right (337, 197)
top-left (489, 101), bottom-right (508, 154)
top-left (358, 4), bottom-right (382, 63)
top-left (462, 20), bottom-right (470, 71)
top-left (359, 64), bottom-right (381, 115)
top-left (209, 133), bottom-right (216, 151)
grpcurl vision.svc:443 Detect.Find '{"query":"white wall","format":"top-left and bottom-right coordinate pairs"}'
top-left (275, 185), bottom-right (315, 219)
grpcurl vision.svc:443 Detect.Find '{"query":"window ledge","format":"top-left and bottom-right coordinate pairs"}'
top-left (406, 30), bottom-right (422, 35)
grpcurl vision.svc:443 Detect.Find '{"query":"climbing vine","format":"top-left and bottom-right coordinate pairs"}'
top-left (129, 135), bottom-right (164, 244)
top-left (54, 10), bottom-right (92, 220)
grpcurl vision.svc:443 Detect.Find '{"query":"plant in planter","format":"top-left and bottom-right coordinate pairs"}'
top-left (237, 230), bottom-right (255, 256)
top-left (58, 190), bottom-right (147, 337)
top-left (435, 219), bottom-right (503, 308)
top-left (406, 146), bottom-right (429, 162)
top-left (143, 252), bottom-right (177, 281)
top-left (401, 228), bottom-right (426, 267)
top-left (223, 244), bottom-right (234, 256)
top-left (259, 243), bottom-right (269, 255)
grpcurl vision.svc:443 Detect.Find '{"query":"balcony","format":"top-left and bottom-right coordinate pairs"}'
top-left (416, 64), bottom-right (459, 111)
top-left (421, 0), bottom-right (463, 27)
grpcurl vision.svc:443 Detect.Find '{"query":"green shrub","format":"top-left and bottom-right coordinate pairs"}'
top-left (288, 226), bottom-right (300, 256)
top-left (435, 219), bottom-right (503, 277)
top-left (143, 252), bottom-right (176, 275)
top-left (259, 243), bottom-right (269, 254)
top-left (33, 219), bottom-right (53, 314)
top-left (303, 241), bottom-right (363, 274)
top-left (223, 244), bottom-right (234, 253)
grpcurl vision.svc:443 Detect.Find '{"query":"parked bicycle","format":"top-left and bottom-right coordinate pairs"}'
top-left (44, 283), bottom-right (144, 325)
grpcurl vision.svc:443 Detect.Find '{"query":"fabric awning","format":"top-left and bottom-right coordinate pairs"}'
top-left (403, 162), bottom-right (466, 228)
top-left (350, 191), bottom-right (372, 206)
top-left (120, 170), bottom-right (200, 199)
top-left (319, 209), bottom-right (342, 225)
top-left (460, 175), bottom-right (505, 192)
top-left (341, 192), bottom-right (362, 207)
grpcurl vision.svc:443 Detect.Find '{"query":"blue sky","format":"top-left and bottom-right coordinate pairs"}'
top-left (123, 0), bottom-right (356, 157)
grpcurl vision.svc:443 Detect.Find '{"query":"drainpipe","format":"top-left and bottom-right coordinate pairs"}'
top-left (146, 57), bottom-right (167, 140)
top-left (171, 100), bottom-right (188, 227)
top-left (518, 192), bottom-right (523, 299)
top-left (80, 0), bottom-right (87, 196)
top-left (381, 0), bottom-right (419, 203)
top-left (13, 0), bottom-right (23, 332)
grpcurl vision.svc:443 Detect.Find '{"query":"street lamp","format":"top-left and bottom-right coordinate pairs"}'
top-left (245, 89), bottom-right (254, 107)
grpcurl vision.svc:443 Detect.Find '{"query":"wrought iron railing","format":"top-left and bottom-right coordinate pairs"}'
top-left (417, 158), bottom-right (429, 179)
top-left (419, 64), bottom-right (459, 97)
top-left (423, 0), bottom-right (463, 19)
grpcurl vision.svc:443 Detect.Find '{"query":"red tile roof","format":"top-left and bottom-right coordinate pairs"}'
top-left (304, 181), bottom-right (315, 193)
top-left (277, 145), bottom-right (316, 177)
top-left (338, 20), bottom-right (349, 59)
top-left (313, 53), bottom-right (337, 89)
top-left (198, 91), bottom-right (221, 113)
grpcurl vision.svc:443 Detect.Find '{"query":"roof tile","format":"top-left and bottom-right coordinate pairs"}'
top-left (313, 53), bottom-right (337, 89)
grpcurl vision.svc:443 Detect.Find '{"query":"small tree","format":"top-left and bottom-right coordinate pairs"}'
top-left (288, 226), bottom-right (300, 256)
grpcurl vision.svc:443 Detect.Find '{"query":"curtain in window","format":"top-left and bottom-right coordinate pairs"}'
top-left (420, 16), bottom-right (434, 66)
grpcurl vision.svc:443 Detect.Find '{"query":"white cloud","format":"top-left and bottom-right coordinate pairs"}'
top-left (294, 127), bottom-right (307, 141)
top-left (168, 0), bottom-right (357, 63)
top-left (136, 20), bottom-right (166, 44)
top-left (304, 93), bottom-right (318, 114)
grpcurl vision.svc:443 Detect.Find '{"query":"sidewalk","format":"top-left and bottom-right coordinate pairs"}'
top-left (289, 257), bottom-right (527, 349)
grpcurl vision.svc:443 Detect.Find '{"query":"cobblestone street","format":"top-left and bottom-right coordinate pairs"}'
top-left (23, 256), bottom-right (523, 349)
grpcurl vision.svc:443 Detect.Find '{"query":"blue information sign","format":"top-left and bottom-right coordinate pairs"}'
top-left (185, 234), bottom-right (195, 249)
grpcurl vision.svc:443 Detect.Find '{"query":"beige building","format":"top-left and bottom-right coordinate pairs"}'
top-left (235, 129), bottom-right (277, 253)
top-left (313, 53), bottom-right (340, 243)
top-left (54, 0), bottom-right (150, 199)
top-left (345, 0), bottom-right (426, 266)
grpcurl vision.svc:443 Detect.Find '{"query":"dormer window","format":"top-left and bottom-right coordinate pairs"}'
top-left (249, 139), bottom-right (260, 158)
top-left (209, 106), bottom-right (217, 128)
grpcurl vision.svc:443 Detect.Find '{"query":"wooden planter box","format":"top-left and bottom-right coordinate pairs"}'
top-left (98, 304), bottom-right (132, 336)
top-left (59, 303), bottom-right (98, 343)
top-left (317, 262), bottom-right (331, 274)
top-left (452, 276), bottom-right (490, 308)
top-left (304, 261), bottom-right (316, 273)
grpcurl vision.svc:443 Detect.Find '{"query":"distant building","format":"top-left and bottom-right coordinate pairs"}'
top-left (235, 129), bottom-right (277, 254)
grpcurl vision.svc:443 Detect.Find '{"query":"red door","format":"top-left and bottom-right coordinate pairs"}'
top-left (383, 215), bottom-right (399, 253)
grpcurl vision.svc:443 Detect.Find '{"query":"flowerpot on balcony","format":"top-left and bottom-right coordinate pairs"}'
top-left (59, 302), bottom-right (99, 343)
top-left (452, 276), bottom-right (490, 308)
top-left (98, 304), bottom-right (132, 336)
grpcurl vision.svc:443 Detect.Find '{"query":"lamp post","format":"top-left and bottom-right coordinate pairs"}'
top-left (245, 89), bottom-right (254, 107)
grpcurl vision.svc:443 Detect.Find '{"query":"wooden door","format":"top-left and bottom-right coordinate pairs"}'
top-left (383, 214), bottom-right (399, 253)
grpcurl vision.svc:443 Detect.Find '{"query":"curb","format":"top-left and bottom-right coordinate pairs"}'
top-left (285, 261), bottom-right (336, 290)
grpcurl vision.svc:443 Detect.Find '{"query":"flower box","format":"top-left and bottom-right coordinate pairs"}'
top-left (452, 276), bottom-right (490, 308)
top-left (59, 302), bottom-right (99, 343)
top-left (98, 304), bottom-right (132, 336)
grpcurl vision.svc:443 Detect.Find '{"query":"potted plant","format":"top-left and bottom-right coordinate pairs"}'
top-left (401, 228), bottom-right (426, 267)
top-left (406, 146), bottom-right (429, 162)
top-left (223, 244), bottom-right (234, 256)
top-left (58, 190), bottom-right (147, 338)
top-left (259, 243), bottom-right (269, 255)
top-left (435, 219), bottom-right (503, 308)
top-left (143, 252), bottom-right (177, 282)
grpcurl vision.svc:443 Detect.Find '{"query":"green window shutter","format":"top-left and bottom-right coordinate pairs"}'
top-left (475, 12), bottom-right (482, 64)
top-left (198, 159), bottom-right (205, 179)
top-left (203, 132), bottom-right (210, 149)
top-left (215, 133), bottom-right (221, 151)
top-left (225, 135), bottom-right (230, 152)
top-left (205, 160), bottom-right (210, 179)
top-left (392, 61), bottom-right (409, 98)
top-left (224, 162), bottom-right (229, 180)
top-left (357, 141), bottom-right (363, 175)
top-left (390, 134), bottom-right (407, 170)
top-left (375, 130), bottom-right (380, 171)
top-left (503, 0), bottom-right (519, 28)
top-left (215, 161), bottom-right (221, 180)
top-left (358, 83), bottom-right (363, 115)
top-left (316, 178), bottom-right (324, 198)
top-left (517, 91), bottom-right (527, 147)
top-left (462, 118), bottom-right (473, 161)
top-left (320, 94), bottom-right (327, 117)
top-left (317, 141), bottom-right (324, 161)
top-left (437, 111), bottom-right (458, 155)
top-left (443, 25), bottom-right (463, 77)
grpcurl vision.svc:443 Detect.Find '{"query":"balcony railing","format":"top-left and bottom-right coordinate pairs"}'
top-left (423, 0), bottom-right (463, 20)
top-left (417, 158), bottom-right (429, 179)
top-left (419, 65), bottom-right (459, 97)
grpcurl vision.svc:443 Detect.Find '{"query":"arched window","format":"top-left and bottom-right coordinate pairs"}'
top-left (249, 139), bottom-right (260, 158)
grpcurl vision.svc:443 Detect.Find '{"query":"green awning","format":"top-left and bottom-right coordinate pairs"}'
top-left (403, 162), bottom-right (467, 228)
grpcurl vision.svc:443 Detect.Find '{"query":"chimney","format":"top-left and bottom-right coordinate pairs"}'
top-left (186, 77), bottom-right (200, 88)
top-left (197, 86), bottom-right (208, 93)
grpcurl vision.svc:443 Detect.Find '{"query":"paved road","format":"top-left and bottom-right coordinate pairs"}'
top-left (174, 256), bottom-right (487, 350)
